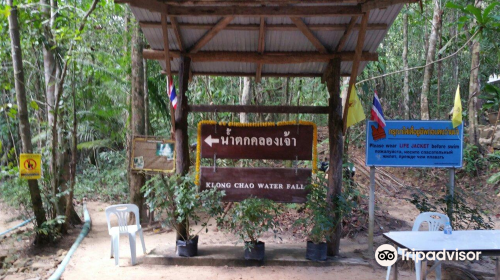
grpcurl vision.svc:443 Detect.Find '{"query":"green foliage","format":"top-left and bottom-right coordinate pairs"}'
top-left (479, 84), bottom-right (500, 112)
top-left (74, 151), bottom-right (128, 202)
top-left (226, 198), bottom-right (281, 247)
top-left (462, 144), bottom-right (486, 176)
top-left (142, 174), bottom-right (225, 241)
top-left (296, 174), bottom-right (335, 244)
top-left (0, 166), bottom-right (31, 213)
top-left (36, 215), bottom-right (66, 241)
top-left (408, 188), bottom-right (493, 230)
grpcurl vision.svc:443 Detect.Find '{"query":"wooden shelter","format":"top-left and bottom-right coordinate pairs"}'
top-left (117, 0), bottom-right (418, 256)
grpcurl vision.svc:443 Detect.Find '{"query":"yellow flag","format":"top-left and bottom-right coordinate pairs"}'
top-left (452, 85), bottom-right (462, 128)
top-left (346, 87), bottom-right (366, 128)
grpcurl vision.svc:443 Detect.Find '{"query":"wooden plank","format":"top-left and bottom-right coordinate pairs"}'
top-left (161, 14), bottom-right (172, 77)
top-left (362, 0), bottom-right (419, 12)
top-left (324, 58), bottom-right (343, 256)
top-left (290, 17), bottom-right (328, 54)
top-left (200, 124), bottom-right (314, 160)
top-left (189, 16), bottom-right (234, 53)
top-left (164, 71), bottom-right (351, 78)
top-left (139, 21), bottom-right (388, 32)
top-left (256, 16), bottom-right (266, 83)
top-left (200, 167), bottom-right (311, 203)
top-left (143, 49), bottom-right (379, 63)
top-left (342, 11), bottom-right (369, 134)
top-left (335, 16), bottom-right (358, 52)
top-left (167, 5), bottom-right (363, 17)
top-left (117, 0), bottom-right (168, 13)
top-left (163, 0), bottom-right (360, 5)
top-left (170, 16), bottom-right (184, 52)
top-left (189, 105), bottom-right (329, 114)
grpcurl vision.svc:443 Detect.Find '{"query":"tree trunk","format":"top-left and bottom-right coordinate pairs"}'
top-left (239, 77), bottom-right (252, 123)
top-left (65, 64), bottom-right (82, 228)
top-left (403, 12), bottom-right (410, 120)
top-left (7, 1), bottom-right (48, 243)
top-left (468, 0), bottom-right (482, 146)
top-left (129, 22), bottom-right (146, 223)
top-left (420, 0), bottom-right (441, 120)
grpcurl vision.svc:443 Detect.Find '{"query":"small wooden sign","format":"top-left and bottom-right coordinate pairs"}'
top-left (200, 124), bottom-right (313, 160)
top-left (199, 167), bottom-right (311, 203)
top-left (131, 137), bottom-right (175, 173)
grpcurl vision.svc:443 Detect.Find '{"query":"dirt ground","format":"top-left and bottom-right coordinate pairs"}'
top-left (61, 201), bottom-right (405, 280)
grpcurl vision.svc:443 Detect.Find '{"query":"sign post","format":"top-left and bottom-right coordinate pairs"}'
top-left (368, 166), bottom-right (375, 256)
top-left (19, 153), bottom-right (42, 180)
top-left (365, 120), bottom-right (463, 257)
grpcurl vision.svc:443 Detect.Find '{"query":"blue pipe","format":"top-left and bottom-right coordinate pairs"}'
top-left (48, 203), bottom-right (92, 280)
top-left (0, 218), bottom-right (34, 237)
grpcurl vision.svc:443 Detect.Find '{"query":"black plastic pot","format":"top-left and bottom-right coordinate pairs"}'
top-left (177, 235), bottom-right (198, 257)
top-left (306, 241), bottom-right (327, 261)
top-left (244, 241), bottom-right (265, 261)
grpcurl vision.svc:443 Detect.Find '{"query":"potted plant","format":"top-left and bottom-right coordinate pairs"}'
top-left (297, 173), bottom-right (355, 261)
top-left (142, 174), bottom-right (224, 257)
top-left (225, 197), bottom-right (280, 261)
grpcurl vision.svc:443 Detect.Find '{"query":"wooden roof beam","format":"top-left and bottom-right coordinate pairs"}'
top-left (290, 17), bottom-right (328, 54)
top-left (335, 16), bottom-right (358, 52)
top-left (143, 49), bottom-right (379, 63)
top-left (256, 17), bottom-right (266, 83)
top-left (170, 17), bottom-right (184, 52)
top-left (139, 21), bottom-right (388, 32)
top-left (162, 71), bottom-right (352, 78)
top-left (189, 16), bottom-right (234, 53)
top-left (342, 11), bottom-right (370, 134)
top-left (167, 5), bottom-right (363, 17)
top-left (362, 0), bottom-right (419, 12)
top-left (164, 0), bottom-right (361, 5)
top-left (160, 14), bottom-right (172, 78)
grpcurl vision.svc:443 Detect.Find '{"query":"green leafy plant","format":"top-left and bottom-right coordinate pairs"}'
top-left (142, 174), bottom-right (225, 241)
top-left (35, 215), bottom-right (66, 241)
top-left (462, 144), bottom-right (486, 176)
top-left (296, 174), bottom-right (334, 244)
top-left (226, 197), bottom-right (280, 249)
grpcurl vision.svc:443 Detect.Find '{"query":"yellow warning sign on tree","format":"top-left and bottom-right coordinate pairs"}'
top-left (19, 154), bottom-right (42, 179)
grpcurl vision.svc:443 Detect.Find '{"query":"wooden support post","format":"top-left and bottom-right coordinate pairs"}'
top-left (175, 55), bottom-right (191, 241)
top-left (324, 58), bottom-right (343, 256)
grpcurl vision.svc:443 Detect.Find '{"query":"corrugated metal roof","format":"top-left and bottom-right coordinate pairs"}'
top-left (129, 3), bottom-right (403, 77)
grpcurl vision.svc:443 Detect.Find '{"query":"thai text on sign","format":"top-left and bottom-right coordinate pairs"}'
top-left (366, 120), bottom-right (463, 168)
top-left (19, 153), bottom-right (42, 179)
top-left (200, 123), bottom-right (314, 160)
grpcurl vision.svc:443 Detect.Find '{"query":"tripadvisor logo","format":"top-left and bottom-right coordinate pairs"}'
top-left (375, 244), bottom-right (398, 267)
top-left (375, 244), bottom-right (482, 266)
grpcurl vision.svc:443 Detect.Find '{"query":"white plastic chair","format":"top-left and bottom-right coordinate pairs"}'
top-left (386, 212), bottom-right (450, 280)
top-left (105, 204), bottom-right (146, 266)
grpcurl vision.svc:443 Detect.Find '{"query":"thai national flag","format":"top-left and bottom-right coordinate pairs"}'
top-left (371, 91), bottom-right (386, 128)
top-left (168, 81), bottom-right (178, 109)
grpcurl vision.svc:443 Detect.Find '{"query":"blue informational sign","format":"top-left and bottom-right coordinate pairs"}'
top-left (366, 120), bottom-right (463, 168)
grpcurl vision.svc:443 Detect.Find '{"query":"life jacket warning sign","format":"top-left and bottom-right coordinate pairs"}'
top-left (19, 154), bottom-right (42, 179)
